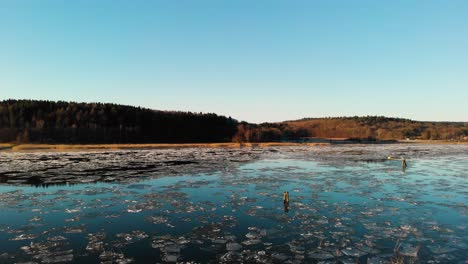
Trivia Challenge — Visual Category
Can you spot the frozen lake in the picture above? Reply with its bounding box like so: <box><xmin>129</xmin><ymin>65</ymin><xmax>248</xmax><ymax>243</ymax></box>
<box><xmin>0</xmin><ymin>144</ymin><xmax>467</xmax><ymax>263</ymax></box>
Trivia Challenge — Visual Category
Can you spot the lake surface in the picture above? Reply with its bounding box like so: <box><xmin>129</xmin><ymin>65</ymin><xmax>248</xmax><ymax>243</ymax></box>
<box><xmin>0</xmin><ymin>144</ymin><xmax>467</xmax><ymax>263</ymax></box>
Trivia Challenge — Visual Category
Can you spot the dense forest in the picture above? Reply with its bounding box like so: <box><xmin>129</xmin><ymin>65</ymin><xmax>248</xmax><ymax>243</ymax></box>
<box><xmin>232</xmin><ymin>117</ymin><xmax>468</xmax><ymax>142</ymax></box>
<box><xmin>284</xmin><ymin>116</ymin><xmax>468</xmax><ymax>141</ymax></box>
<box><xmin>0</xmin><ymin>100</ymin><xmax>237</xmax><ymax>143</ymax></box>
<box><xmin>1</xmin><ymin>100</ymin><xmax>467</xmax><ymax>143</ymax></box>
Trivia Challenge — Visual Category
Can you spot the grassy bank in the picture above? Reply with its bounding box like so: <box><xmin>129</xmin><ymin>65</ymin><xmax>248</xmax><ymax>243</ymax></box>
<box><xmin>396</xmin><ymin>140</ymin><xmax>468</xmax><ymax>144</ymax></box>
<box><xmin>1</xmin><ymin>140</ymin><xmax>465</xmax><ymax>152</ymax></box>
<box><xmin>1</xmin><ymin>142</ymin><xmax>329</xmax><ymax>152</ymax></box>
<box><xmin>0</xmin><ymin>143</ymin><xmax>14</xmax><ymax>150</ymax></box>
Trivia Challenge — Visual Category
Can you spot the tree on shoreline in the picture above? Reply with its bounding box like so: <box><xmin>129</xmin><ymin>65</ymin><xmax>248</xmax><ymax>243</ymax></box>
<box><xmin>0</xmin><ymin>100</ymin><xmax>238</xmax><ymax>143</ymax></box>
<box><xmin>1</xmin><ymin>100</ymin><xmax>466</xmax><ymax>143</ymax></box>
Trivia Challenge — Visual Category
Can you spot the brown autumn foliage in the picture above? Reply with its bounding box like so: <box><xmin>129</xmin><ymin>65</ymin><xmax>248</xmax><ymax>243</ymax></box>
<box><xmin>232</xmin><ymin>122</ymin><xmax>308</xmax><ymax>143</ymax></box>
<box><xmin>234</xmin><ymin>117</ymin><xmax>468</xmax><ymax>142</ymax></box>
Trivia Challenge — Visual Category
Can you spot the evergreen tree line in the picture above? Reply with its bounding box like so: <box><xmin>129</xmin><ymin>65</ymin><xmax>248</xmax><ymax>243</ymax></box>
<box><xmin>0</xmin><ymin>100</ymin><xmax>237</xmax><ymax>143</ymax></box>
<box><xmin>1</xmin><ymin>100</ymin><xmax>466</xmax><ymax>143</ymax></box>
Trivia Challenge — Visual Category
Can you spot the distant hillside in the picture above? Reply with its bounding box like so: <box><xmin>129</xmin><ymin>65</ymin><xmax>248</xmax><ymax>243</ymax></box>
<box><xmin>233</xmin><ymin>116</ymin><xmax>468</xmax><ymax>142</ymax></box>
<box><xmin>285</xmin><ymin>116</ymin><xmax>468</xmax><ymax>140</ymax></box>
<box><xmin>1</xmin><ymin>100</ymin><xmax>466</xmax><ymax>143</ymax></box>
<box><xmin>0</xmin><ymin>100</ymin><xmax>237</xmax><ymax>143</ymax></box>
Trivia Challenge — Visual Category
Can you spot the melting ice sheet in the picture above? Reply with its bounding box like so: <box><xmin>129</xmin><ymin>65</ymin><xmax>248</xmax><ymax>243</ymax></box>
<box><xmin>0</xmin><ymin>144</ymin><xmax>467</xmax><ymax>263</ymax></box>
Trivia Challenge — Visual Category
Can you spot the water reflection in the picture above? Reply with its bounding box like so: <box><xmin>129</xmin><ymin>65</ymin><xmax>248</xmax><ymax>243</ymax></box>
<box><xmin>283</xmin><ymin>201</ymin><xmax>290</xmax><ymax>213</ymax></box>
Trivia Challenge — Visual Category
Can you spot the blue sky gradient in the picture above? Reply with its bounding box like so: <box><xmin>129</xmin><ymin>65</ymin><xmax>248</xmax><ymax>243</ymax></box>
<box><xmin>1</xmin><ymin>0</ymin><xmax>467</xmax><ymax>122</ymax></box>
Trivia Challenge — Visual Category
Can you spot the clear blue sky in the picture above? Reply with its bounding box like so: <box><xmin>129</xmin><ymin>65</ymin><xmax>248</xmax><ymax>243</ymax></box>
<box><xmin>1</xmin><ymin>0</ymin><xmax>467</xmax><ymax>123</ymax></box>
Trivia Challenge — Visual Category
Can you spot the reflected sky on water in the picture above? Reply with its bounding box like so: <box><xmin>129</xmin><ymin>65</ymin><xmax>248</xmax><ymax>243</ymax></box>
<box><xmin>0</xmin><ymin>145</ymin><xmax>467</xmax><ymax>263</ymax></box>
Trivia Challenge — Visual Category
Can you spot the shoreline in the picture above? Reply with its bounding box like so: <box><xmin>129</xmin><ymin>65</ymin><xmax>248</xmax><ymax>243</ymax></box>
<box><xmin>0</xmin><ymin>142</ymin><xmax>327</xmax><ymax>152</ymax></box>
<box><xmin>0</xmin><ymin>140</ymin><xmax>466</xmax><ymax>152</ymax></box>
